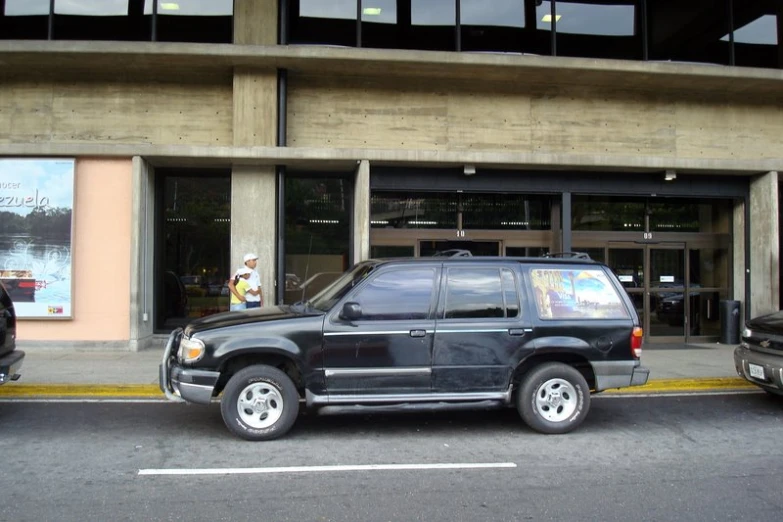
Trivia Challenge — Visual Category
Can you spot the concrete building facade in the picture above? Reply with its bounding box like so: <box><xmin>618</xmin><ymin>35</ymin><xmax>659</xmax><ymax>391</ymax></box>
<box><xmin>0</xmin><ymin>0</ymin><xmax>781</xmax><ymax>350</ymax></box>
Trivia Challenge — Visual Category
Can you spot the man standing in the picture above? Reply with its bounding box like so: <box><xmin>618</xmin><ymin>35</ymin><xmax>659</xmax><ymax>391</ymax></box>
<box><xmin>228</xmin><ymin>253</ymin><xmax>263</xmax><ymax>308</ymax></box>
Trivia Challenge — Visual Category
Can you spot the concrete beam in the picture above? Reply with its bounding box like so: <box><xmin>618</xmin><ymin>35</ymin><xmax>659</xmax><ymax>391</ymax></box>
<box><xmin>353</xmin><ymin>160</ymin><xmax>370</xmax><ymax>265</ymax></box>
<box><xmin>0</xmin><ymin>143</ymin><xmax>779</xmax><ymax>175</ymax></box>
<box><xmin>749</xmin><ymin>171</ymin><xmax>780</xmax><ymax>317</ymax></box>
<box><xmin>231</xmin><ymin>166</ymin><xmax>277</xmax><ymax>306</ymax></box>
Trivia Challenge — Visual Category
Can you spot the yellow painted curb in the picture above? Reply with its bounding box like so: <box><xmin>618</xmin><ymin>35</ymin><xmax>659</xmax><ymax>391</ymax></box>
<box><xmin>605</xmin><ymin>377</ymin><xmax>756</xmax><ymax>394</ymax></box>
<box><xmin>0</xmin><ymin>378</ymin><xmax>758</xmax><ymax>399</ymax></box>
<box><xmin>0</xmin><ymin>384</ymin><xmax>162</xmax><ymax>398</ymax></box>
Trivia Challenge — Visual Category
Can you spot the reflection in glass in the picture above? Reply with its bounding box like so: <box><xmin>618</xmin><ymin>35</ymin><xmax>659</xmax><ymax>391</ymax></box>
<box><xmin>572</xmin><ymin>196</ymin><xmax>645</xmax><ymax>232</ymax></box>
<box><xmin>5</xmin><ymin>0</ymin><xmax>49</xmax><ymax>15</ymax></box>
<box><xmin>650</xmin><ymin>248</ymin><xmax>684</xmax><ymax>287</ymax></box>
<box><xmin>647</xmin><ymin>0</ymin><xmax>731</xmax><ymax>65</ymax></box>
<box><xmin>460</xmin><ymin>0</ymin><xmax>525</xmax><ymax>52</ymax></box>
<box><xmin>650</xmin><ymin>291</ymin><xmax>685</xmax><ymax>337</ymax></box>
<box><xmin>154</xmin><ymin>0</ymin><xmax>233</xmax><ymax>16</ymax></box>
<box><xmin>553</xmin><ymin>1</ymin><xmax>642</xmax><ymax>60</ymax></box>
<box><xmin>354</xmin><ymin>268</ymin><xmax>435</xmax><ymax>320</ymax></box>
<box><xmin>2</xmin><ymin>0</ymin><xmax>49</xmax><ymax>39</ymax></box>
<box><xmin>445</xmin><ymin>268</ymin><xmax>505</xmax><ymax>319</ymax></box>
<box><xmin>506</xmin><ymin>246</ymin><xmax>550</xmax><ymax>257</ymax></box>
<box><xmin>55</xmin><ymin>0</ymin><xmax>128</xmax><ymax>15</ymax></box>
<box><xmin>420</xmin><ymin>240</ymin><xmax>500</xmax><ymax>257</ymax></box>
<box><xmin>156</xmin><ymin>173</ymin><xmax>231</xmax><ymax>331</ymax></box>
<box><xmin>284</xmin><ymin>176</ymin><xmax>352</xmax><ymax>305</ymax></box>
<box><xmin>289</xmin><ymin>0</ymin><xmax>357</xmax><ymax>46</ymax></box>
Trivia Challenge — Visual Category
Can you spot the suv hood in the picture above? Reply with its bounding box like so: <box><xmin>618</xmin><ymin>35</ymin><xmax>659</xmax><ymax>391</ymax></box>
<box><xmin>183</xmin><ymin>305</ymin><xmax>320</xmax><ymax>335</ymax></box>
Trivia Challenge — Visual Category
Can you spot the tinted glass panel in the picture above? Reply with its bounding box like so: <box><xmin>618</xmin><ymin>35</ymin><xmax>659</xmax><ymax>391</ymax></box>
<box><xmin>554</xmin><ymin>1</ymin><xmax>642</xmax><ymax>60</ymax></box>
<box><xmin>411</xmin><ymin>0</ymin><xmax>456</xmax><ymax>50</ymax></box>
<box><xmin>284</xmin><ymin>177</ymin><xmax>352</xmax><ymax>304</ymax></box>
<box><xmin>506</xmin><ymin>246</ymin><xmax>550</xmax><ymax>257</ymax></box>
<box><xmin>53</xmin><ymin>0</ymin><xmax>152</xmax><ymax>41</ymax></box>
<box><xmin>444</xmin><ymin>268</ymin><xmax>505</xmax><ymax>319</ymax></box>
<box><xmin>572</xmin><ymin>196</ymin><xmax>645</xmax><ymax>231</ymax></box>
<box><xmin>151</xmin><ymin>0</ymin><xmax>232</xmax><ymax>43</ymax></box>
<box><xmin>353</xmin><ymin>268</ymin><xmax>435</xmax><ymax>320</ymax></box>
<box><xmin>649</xmin><ymin>199</ymin><xmax>730</xmax><ymax>232</ymax></box>
<box><xmin>2</xmin><ymin>0</ymin><xmax>49</xmax><ymax>39</ymax></box>
<box><xmin>289</xmin><ymin>0</ymin><xmax>357</xmax><ymax>46</ymax></box>
<box><xmin>648</xmin><ymin>0</ymin><xmax>731</xmax><ymax>65</ymax></box>
<box><xmin>361</xmin><ymin>0</ymin><xmax>398</xmax><ymax>48</ymax></box>
<box><xmin>501</xmin><ymin>268</ymin><xmax>520</xmax><ymax>317</ymax></box>
<box><xmin>731</xmin><ymin>1</ymin><xmax>780</xmax><ymax>68</ymax></box>
<box><xmin>530</xmin><ymin>267</ymin><xmax>629</xmax><ymax>319</ymax></box>
<box><xmin>371</xmin><ymin>192</ymin><xmax>458</xmax><ymax>230</ymax></box>
<box><xmin>156</xmin><ymin>173</ymin><xmax>231</xmax><ymax>331</ymax></box>
<box><xmin>370</xmin><ymin>245</ymin><xmax>415</xmax><ymax>258</ymax></box>
<box><xmin>461</xmin><ymin>0</ymin><xmax>525</xmax><ymax>52</ymax></box>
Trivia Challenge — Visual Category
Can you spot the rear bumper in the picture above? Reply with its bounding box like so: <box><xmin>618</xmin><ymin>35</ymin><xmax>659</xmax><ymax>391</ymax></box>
<box><xmin>592</xmin><ymin>360</ymin><xmax>649</xmax><ymax>391</ymax></box>
<box><xmin>0</xmin><ymin>350</ymin><xmax>24</xmax><ymax>385</ymax></box>
<box><xmin>734</xmin><ymin>345</ymin><xmax>783</xmax><ymax>395</ymax></box>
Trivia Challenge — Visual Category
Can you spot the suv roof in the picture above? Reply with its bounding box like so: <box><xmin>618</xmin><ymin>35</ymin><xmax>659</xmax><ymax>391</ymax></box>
<box><xmin>368</xmin><ymin>255</ymin><xmax>601</xmax><ymax>267</ymax></box>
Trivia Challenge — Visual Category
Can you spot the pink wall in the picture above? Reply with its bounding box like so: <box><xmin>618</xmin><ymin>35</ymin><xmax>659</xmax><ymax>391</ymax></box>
<box><xmin>19</xmin><ymin>158</ymin><xmax>132</xmax><ymax>341</ymax></box>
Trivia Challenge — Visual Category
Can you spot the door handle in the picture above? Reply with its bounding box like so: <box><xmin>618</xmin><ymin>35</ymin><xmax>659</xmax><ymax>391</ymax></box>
<box><xmin>508</xmin><ymin>328</ymin><xmax>528</xmax><ymax>336</ymax></box>
<box><xmin>410</xmin><ymin>329</ymin><xmax>426</xmax><ymax>338</ymax></box>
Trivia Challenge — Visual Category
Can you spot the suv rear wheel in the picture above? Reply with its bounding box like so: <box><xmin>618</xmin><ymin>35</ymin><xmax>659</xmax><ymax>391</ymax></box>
<box><xmin>517</xmin><ymin>362</ymin><xmax>590</xmax><ymax>434</ymax></box>
<box><xmin>220</xmin><ymin>364</ymin><xmax>300</xmax><ymax>441</ymax></box>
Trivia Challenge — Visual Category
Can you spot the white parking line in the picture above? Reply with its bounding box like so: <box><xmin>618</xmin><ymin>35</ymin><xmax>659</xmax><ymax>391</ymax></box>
<box><xmin>138</xmin><ymin>462</ymin><xmax>517</xmax><ymax>476</ymax></box>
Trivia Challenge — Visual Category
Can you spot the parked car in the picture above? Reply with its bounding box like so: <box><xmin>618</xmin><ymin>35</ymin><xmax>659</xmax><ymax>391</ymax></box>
<box><xmin>0</xmin><ymin>280</ymin><xmax>22</xmax><ymax>385</ymax></box>
<box><xmin>160</xmin><ymin>256</ymin><xmax>649</xmax><ymax>441</ymax></box>
<box><xmin>734</xmin><ymin>310</ymin><xmax>783</xmax><ymax>396</ymax></box>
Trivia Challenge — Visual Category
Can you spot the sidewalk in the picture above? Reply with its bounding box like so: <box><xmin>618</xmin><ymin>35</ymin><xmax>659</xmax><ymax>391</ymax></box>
<box><xmin>0</xmin><ymin>341</ymin><xmax>754</xmax><ymax>398</ymax></box>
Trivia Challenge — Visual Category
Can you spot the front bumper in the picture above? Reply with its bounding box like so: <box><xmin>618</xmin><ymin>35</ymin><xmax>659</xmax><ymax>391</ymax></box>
<box><xmin>159</xmin><ymin>329</ymin><xmax>220</xmax><ymax>405</ymax></box>
<box><xmin>0</xmin><ymin>349</ymin><xmax>24</xmax><ymax>385</ymax></box>
<box><xmin>734</xmin><ymin>344</ymin><xmax>783</xmax><ymax>395</ymax></box>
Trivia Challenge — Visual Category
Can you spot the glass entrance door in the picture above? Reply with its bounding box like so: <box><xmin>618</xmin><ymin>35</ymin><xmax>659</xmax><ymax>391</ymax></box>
<box><xmin>608</xmin><ymin>242</ymin><xmax>689</xmax><ymax>342</ymax></box>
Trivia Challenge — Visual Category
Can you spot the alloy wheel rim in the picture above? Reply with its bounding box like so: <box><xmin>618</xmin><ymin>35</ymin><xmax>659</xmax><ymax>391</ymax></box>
<box><xmin>237</xmin><ymin>382</ymin><xmax>284</xmax><ymax>429</ymax></box>
<box><xmin>534</xmin><ymin>378</ymin><xmax>578</xmax><ymax>422</ymax></box>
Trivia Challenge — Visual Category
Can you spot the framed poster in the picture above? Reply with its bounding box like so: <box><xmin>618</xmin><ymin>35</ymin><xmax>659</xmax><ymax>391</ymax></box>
<box><xmin>0</xmin><ymin>158</ymin><xmax>74</xmax><ymax>319</ymax></box>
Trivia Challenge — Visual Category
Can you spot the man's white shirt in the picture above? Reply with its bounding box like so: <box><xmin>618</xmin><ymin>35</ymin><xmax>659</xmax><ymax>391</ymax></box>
<box><xmin>236</xmin><ymin>268</ymin><xmax>261</xmax><ymax>302</ymax></box>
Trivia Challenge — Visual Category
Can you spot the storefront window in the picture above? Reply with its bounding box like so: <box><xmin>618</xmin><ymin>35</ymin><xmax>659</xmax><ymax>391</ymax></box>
<box><xmin>156</xmin><ymin>172</ymin><xmax>231</xmax><ymax>331</ymax></box>
<box><xmin>284</xmin><ymin>176</ymin><xmax>352</xmax><ymax>304</ymax></box>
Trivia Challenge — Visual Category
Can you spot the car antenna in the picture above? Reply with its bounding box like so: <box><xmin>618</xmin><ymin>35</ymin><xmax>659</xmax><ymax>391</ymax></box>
<box><xmin>300</xmin><ymin>233</ymin><xmax>313</xmax><ymax>304</ymax></box>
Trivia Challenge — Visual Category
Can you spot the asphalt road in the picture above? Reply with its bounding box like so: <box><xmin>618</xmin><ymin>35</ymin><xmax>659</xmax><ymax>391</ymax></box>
<box><xmin>1</xmin><ymin>392</ymin><xmax>782</xmax><ymax>522</ymax></box>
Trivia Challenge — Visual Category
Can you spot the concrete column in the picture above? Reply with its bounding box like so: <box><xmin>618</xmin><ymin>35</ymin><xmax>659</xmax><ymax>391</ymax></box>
<box><xmin>732</xmin><ymin>199</ymin><xmax>746</xmax><ymax>319</ymax></box>
<box><xmin>749</xmin><ymin>171</ymin><xmax>779</xmax><ymax>317</ymax></box>
<box><xmin>353</xmin><ymin>160</ymin><xmax>370</xmax><ymax>264</ymax></box>
<box><xmin>231</xmin><ymin>166</ymin><xmax>277</xmax><ymax>305</ymax></box>
<box><xmin>129</xmin><ymin>156</ymin><xmax>155</xmax><ymax>351</ymax></box>
<box><xmin>234</xmin><ymin>0</ymin><xmax>277</xmax><ymax>46</ymax></box>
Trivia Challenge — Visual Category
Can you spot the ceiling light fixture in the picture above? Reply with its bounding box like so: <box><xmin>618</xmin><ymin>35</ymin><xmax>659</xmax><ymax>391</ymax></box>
<box><xmin>664</xmin><ymin>170</ymin><xmax>677</xmax><ymax>181</ymax></box>
<box><xmin>160</xmin><ymin>2</ymin><xmax>180</xmax><ymax>10</ymax></box>
<box><xmin>363</xmin><ymin>7</ymin><xmax>382</xmax><ymax>16</ymax></box>
<box><xmin>541</xmin><ymin>14</ymin><xmax>562</xmax><ymax>23</ymax></box>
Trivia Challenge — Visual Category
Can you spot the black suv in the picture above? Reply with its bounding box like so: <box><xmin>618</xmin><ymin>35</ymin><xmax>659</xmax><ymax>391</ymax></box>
<box><xmin>160</xmin><ymin>256</ymin><xmax>649</xmax><ymax>440</ymax></box>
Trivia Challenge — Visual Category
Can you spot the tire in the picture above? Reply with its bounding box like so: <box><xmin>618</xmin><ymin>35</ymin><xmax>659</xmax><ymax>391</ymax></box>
<box><xmin>517</xmin><ymin>363</ymin><xmax>591</xmax><ymax>435</ymax></box>
<box><xmin>220</xmin><ymin>364</ymin><xmax>300</xmax><ymax>441</ymax></box>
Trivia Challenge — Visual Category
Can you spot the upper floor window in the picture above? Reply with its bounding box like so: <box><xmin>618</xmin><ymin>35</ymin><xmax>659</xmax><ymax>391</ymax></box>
<box><xmin>1</xmin><ymin>0</ymin><xmax>49</xmax><ymax>39</ymax></box>
<box><xmin>729</xmin><ymin>2</ymin><xmax>780</xmax><ymax>68</ymax></box>
<box><xmin>289</xmin><ymin>0</ymin><xmax>357</xmax><ymax>46</ymax></box>
<box><xmin>53</xmin><ymin>0</ymin><xmax>151</xmax><ymax>41</ymax></box>
<box><xmin>146</xmin><ymin>0</ymin><xmax>233</xmax><ymax>43</ymax></box>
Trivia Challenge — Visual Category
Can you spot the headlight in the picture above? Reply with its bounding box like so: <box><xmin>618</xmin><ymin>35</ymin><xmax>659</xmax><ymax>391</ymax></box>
<box><xmin>742</xmin><ymin>328</ymin><xmax>752</xmax><ymax>339</ymax></box>
<box><xmin>178</xmin><ymin>336</ymin><xmax>205</xmax><ymax>363</ymax></box>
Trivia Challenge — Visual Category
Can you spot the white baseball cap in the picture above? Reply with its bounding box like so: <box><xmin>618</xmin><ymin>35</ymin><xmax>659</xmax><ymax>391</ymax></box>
<box><xmin>236</xmin><ymin>267</ymin><xmax>253</xmax><ymax>277</ymax></box>
<box><xmin>243</xmin><ymin>253</ymin><xmax>258</xmax><ymax>263</ymax></box>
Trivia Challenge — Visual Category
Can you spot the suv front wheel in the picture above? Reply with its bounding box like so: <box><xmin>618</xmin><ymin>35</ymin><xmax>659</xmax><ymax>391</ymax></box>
<box><xmin>517</xmin><ymin>363</ymin><xmax>590</xmax><ymax>434</ymax></box>
<box><xmin>220</xmin><ymin>364</ymin><xmax>300</xmax><ymax>441</ymax></box>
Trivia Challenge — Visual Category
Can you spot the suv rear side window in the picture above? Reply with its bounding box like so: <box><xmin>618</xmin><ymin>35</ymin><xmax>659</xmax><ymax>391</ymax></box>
<box><xmin>530</xmin><ymin>267</ymin><xmax>629</xmax><ymax>320</ymax></box>
<box><xmin>351</xmin><ymin>268</ymin><xmax>436</xmax><ymax>321</ymax></box>
<box><xmin>444</xmin><ymin>267</ymin><xmax>520</xmax><ymax>319</ymax></box>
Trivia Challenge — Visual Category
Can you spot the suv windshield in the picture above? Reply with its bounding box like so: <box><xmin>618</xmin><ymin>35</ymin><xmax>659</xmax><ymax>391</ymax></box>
<box><xmin>309</xmin><ymin>262</ymin><xmax>377</xmax><ymax>311</ymax></box>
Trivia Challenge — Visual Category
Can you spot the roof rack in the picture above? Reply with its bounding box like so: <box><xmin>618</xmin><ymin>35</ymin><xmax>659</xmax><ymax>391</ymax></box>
<box><xmin>432</xmin><ymin>249</ymin><xmax>473</xmax><ymax>258</ymax></box>
<box><xmin>543</xmin><ymin>252</ymin><xmax>593</xmax><ymax>260</ymax></box>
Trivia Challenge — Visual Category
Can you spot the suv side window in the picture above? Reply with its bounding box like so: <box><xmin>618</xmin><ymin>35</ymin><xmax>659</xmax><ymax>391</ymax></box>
<box><xmin>443</xmin><ymin>267</ymin><xmax>519</xmax><ymax>319</ymax></box>
<box><xmin>529</xmin><ymin>266</ymin><xmax>629</xmax><ymax>320</ymax></box>
<box><xmin>350</xmin><ymin>267</ymin><xmax>436</xmax><ymax>321</ymax></box>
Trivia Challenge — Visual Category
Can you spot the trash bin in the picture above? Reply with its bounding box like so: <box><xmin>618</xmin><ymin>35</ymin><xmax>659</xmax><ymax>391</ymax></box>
<box><xmin>719</xmin><ymin>300</ymin><xmax>741</xmax><ymax>344</ymax></box>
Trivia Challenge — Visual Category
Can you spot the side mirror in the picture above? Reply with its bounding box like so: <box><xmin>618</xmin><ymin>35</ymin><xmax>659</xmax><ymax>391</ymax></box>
<box><xmin>340</xmin><ymin>302</ymin><xmax>362</xmax><ymax>321</ymax></box>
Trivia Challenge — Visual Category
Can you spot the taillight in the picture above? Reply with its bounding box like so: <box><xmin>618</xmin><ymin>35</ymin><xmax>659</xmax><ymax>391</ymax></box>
<box><xmin>631</xmin><ymin>327</ymin><xmax>643</xmax><ymax>358</ymax></box>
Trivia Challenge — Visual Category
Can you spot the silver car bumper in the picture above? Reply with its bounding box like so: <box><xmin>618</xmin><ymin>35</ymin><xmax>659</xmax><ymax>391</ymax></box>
<box><xmin>734</xmin><ymin>344</ymin><xmax>783</xmax><ymax>395</ymax></box>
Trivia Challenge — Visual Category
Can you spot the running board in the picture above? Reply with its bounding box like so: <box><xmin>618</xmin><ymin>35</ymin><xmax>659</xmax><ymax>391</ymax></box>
<box><xmin>306</xmin><ymin>389</ymin><xmax>513</xmax><ymax>408</ymax></box>
<box><xmin>316</xmin><ymin>400</ymin><xmax>508</xmax><ymax>416</ymax></box>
